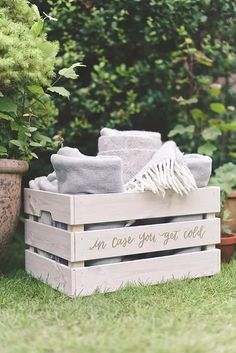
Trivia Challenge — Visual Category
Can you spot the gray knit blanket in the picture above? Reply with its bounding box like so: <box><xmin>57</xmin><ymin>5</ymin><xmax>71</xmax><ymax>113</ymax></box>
<box><xmin>30</xmin><ymin>128</ymin><xmax>212</xmax><ymax>195</ymax></box>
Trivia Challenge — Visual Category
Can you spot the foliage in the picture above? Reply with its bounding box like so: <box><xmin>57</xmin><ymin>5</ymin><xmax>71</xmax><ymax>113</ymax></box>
<box><xmin>210</xmin><ymin>163</ymin><xmax>236</xmax><ymax>206</ymax></box>
<box><xmin>210</xmin><ymin>162</ymin><xmax>236</xmax><ymax>233</ymax></box>
<box><xmin>33</xmin><ymin>0</ymin><xmax>236</xmax><ymax>157</ymax></box>
<box><xmin>168</xmin><ymin>27</ymin><xmax>236</xmax><ymax>170</ymax></box>
<box><xmin>0</xmin><ymin>0</ymin><xmax>83</xmax><ymax>161</ymax></box>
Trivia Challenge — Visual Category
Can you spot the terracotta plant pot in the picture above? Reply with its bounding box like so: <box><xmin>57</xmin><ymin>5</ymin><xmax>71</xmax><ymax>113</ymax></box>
<box><xmin>224</xmin><ymin>191</ymin><xmax>236</xmax><ymax>233</ymax></box>
<box><xmin>217</xmin><ymin>233</ymin><xmax>236</xmax><ymax>263</ymax></box>
<box><xmin>0</xmin><ymin>159</ymin><xmax>28</xmax><ymax>255</ymax></box>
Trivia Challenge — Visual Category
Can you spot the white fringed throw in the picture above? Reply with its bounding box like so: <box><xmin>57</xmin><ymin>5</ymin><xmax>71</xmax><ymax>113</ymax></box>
<box><xmin>126</xmin><ymin>141</ymin><xmax>197</xmax><ymax>196</ymax></box>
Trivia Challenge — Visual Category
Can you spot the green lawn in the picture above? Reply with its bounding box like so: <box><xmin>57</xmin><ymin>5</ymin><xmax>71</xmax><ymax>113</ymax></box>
<box><xmin>1</xmin><ymin>226</ymin><xmax>236</xmax><ymax>353</ymax></box>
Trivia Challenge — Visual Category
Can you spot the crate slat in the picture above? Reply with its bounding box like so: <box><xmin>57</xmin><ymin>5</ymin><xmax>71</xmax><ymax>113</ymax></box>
<box><xmin>25</xmin><ymin>250</ymin><xmax>75</xmax><ymax>296</ymax></box>
<box><xmin>24</xmin><ymin>189</ymin><xmax>74</xmax><ymax>224</ymax></box>
<box><xmin>25</xmin><ymin>220</ymin><xmax>75</xmax><ymax>261</ymax></box>
<box><xmin>24</xmin><ymin>187</ymin><xmax>220</xmax><ymax>225</ymax></box>
<box><xmin>74</xmin><ymin>218</ymin><xmax>220</xmax><ymax>261</ymax></box>
<box><xmin>73</xmin><ymin>187</ymin><xmax>220</xmax><ymax>224</ymax></box>
<box><xmin>75</xmin><ymin>249</ymin><xmax>220</xmax><ymax>296</ymax></box>
<box><xmin>25</xmin><ymin>249</ymin><xmax>220</xmax><ymax>297</ymax></box>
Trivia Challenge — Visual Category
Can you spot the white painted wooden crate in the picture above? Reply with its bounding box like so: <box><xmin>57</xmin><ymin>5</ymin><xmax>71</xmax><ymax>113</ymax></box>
<box><xmin>24</xmin><ymin>186</ymin><xmax>221</xmax><ymax>297</ymax></box>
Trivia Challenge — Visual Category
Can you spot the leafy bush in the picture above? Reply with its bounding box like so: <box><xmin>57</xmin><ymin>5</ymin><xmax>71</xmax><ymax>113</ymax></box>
<box><xmin>210</xmin><ymin>162</ymin><xmax>236</xmax><ymax>233</ymax></box>
<box><xmin>33</xmin><ymin>0</ymin><xmax>236</xmax><ymax>159</ymax></box>
<box><xmin>0</xmin><ymin>0</ymin><xmax>84</xmax><ymax>161</ymax></box>
<box><xmin>168</xmin><ymin>25</ymin><xmax>236</xmax><ymax>170</ymax></box>
<box><xmin>0</xmin><ymin>0</ymin><xmax>60</xmax><ymax>160</ymax></box>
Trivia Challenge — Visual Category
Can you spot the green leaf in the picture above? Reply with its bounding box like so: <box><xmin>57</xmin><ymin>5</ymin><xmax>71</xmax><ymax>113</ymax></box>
<box><xmin>202</xmin><ymin>127</ymin><xmax>221</xmax><ymax>141</ymax></box>
<box><xmin>59</xmin><ymin>67</ymin><xmax>78</xmax><ymax>80</ymax></box>
<box><xmin>210</xmin><ymin>102</ymin><xmax>226</xmax><ymax>113</ymax></box>
<box><xmin>31</xmin><ymin>4</ymin><xmax>41</xmax><ymax>19</ymax></box>
<box><xmin>9</xmin><ymin>140</ymin><xmax>24</xmax><ymax>148</ymax></box>
<box><xmin>31</xmin><ymin>19</ymin><xmax>44</xmax><ymax>37</ymax></box>
<box><xmin>59</xmin><ymin>63</ymin><xmax>85</xmax><ymax>80</ymax></box>
<box><xmin>195</xmin><ymin>51</ymin><xmax>213</xmax><ymax>67</ymax></box>
<box><xmin>191</xmin><ymin>108</ymin><xmax>204</xmax><ymax>121</ymax></box>
<box><xmin>209</xmin><ymin>83</ymin><xmax>221</xmax><ymax>97</ymax></box>
<box><xmin>0</xmin><ymin>97</ymin><xmax>17</xmax><ymax>114</ymax></box>
<box><xmin>27</xmin><ymin>85</ymin><xmax>45</xmax><ymax>96</ymax></box>
<box><xmin>47</xmin><ymin>86</ymin><xmax>70</xmax><ymax>98</ymax></box>
<box><xmin>168</xmin><ymin>124</ymin><xmax>194</xmax><ymax>137</ymax></box>
<box><xmin>39</xmin><ymin>42</ymin><xmax>58</xmax><ymax>58</ymax></box>
<box><xmin>179</xmin><ymin>97</ymin><xmax>198</xmax><ymax>106</ymax></box>
<box><xmin>0</xmin><ymin>146</ymin><xmax>7</xmax><ymax>156</ymax></box>
<box><xmin>30</xmin><ymin>141</ymin><xmax>42</xmax><ymax>147</ymax></box>
<box><xmin>30</xmin><ymin>152</ymin><xmax>39</xmax><ymax>159</ymax></box>
<box><xmin>198</xmin><ymin>142</ymin><xmax>217</xmax><ymax>156</ymax></box>
<box><xmin>29</xmin><ymin>127</ymin><xmax>38</xmax><ymax>132</ymax></box>
<box><xmin>0</xmin><ymin>112</ymin><xmax>13</xmax><ymax>121</ymax></box>
<box><xmin>220</xmin><ymin>120</ymin><xmax>236</xmax><ymax>132</ymax></box>
<box><xmin>0</xmin><ymin>91</ymin><xmax>4</xmax><ymax>97</ymax></box>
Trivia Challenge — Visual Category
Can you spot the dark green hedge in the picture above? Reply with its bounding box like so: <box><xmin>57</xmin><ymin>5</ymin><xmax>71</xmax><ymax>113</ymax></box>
<box><xmin>34</xmin><ymin>0</ymin><xmax>236</xmax><ymax>157</ymax></box>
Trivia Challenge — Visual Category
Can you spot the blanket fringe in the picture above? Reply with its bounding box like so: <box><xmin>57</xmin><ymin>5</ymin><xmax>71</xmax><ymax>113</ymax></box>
<box><xmin>125</xmin><ymin>158</ymin><xmax>197</xmax><ymax>196</ymax></box>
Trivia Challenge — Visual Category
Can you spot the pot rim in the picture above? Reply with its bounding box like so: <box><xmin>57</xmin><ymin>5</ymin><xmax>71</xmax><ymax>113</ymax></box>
<box><xmin>0</xmin><ymin>158</ymin><xmax>29</xmax><ymax>174</ymax></box>
<box><xmin>221</xmin><ymin>233</ymin><xmax>236</xmax><ymax>245</ymax></box>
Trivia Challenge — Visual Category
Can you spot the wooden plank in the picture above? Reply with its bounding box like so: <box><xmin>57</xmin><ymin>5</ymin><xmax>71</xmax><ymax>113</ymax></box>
<box><xmin>74</xmin><ymin>218</ymin><xmax>220</xmax><ymax>261</ymax></box>
<box><xmin>73</xmin><ymin>187</ymin><xmax>220</xmax><ymax>224</ymax></box>
<box><xmin>205</xmin><ymin>213</ymin><xmax>218</xmax><ymax>250</ymax></box>
<box><xmin>68</xmin><ymin>225</ymin><xmax>84</xmax><ymax>231</ymax></box>
<box><xmin>75</xmin><ymin>249</ymin><xmax>220</xmax><ymax>296</ymax></box>
<box><xmin>24</xmin><ymin>188</ymin><xmax>74</xmax><ymax>224</ymax></box>
<box><xmin>25</xmin><ymin>220</ymin><xmax>74</xmax><ymax>261</ymax></box>
<box><xmin>24</xmin><ymin>187</ymin><xmax>220</xmax><ymax>225</ymax></box>
<box><xmin>25</xmin><ymin>250</ymin><xmax>75</xmax><ymax>296</ymax></box>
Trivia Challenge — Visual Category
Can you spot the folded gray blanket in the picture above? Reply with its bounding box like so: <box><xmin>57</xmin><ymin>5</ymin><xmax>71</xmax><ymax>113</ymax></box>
<box><xmin>184</xmin><ymin>154</ymin><xmax>212</xmax><ymax>188</ymax></box>
<box><xmin>30</xmin><ymin>147</ymin><xmax>124</xmax><ymax>194</ymax></box>
<box><xmin>98</xmin><ymin>128</ymin><xmax>162</xmax><ymax>183</ymax></box>
<box><xmin>52</xmin><ymin>154</ymin><xmax>124</xmax><ymax>195</ymax></box>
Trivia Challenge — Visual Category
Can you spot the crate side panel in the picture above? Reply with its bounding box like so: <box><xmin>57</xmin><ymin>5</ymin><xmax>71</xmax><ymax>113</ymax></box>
<box><xmin>25</xmin><ymin>250</ymin><xmax>75</xmax><ymax>296</ymax></box>
<box><xmin>24</xmin><ymin>189</ymin><xmax>74</xmax><ymax>224</ymax></box>
<box><xmin>75</xmin><ymin>249</ymin><xmax>220</xmax><ymax>296</ymax></box>
<box><xmin>74</xmin><ymin>218</ymin><xmax>220</xmax><ymax>260</ymax></box>
<box><xmin>73</xmin><ymin>187</ymin><xmax>220</xmax><ymax>224</ymax></box>
<box><xmin>25</xmin><ymin>220</ymin><xmax>74</xmax><ymax>261</ymax></box>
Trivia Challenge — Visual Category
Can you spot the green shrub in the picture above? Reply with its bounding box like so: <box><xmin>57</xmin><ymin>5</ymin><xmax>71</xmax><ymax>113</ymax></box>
<box><xmin>0</xmin><ymin>0</ymin><xmax>59</xmax><ymax>160</ymax></box>
<box><xmin>168</xmin><ymin>25</ymin><xmax>236</xmax><ymax>170</ymax></box>
<box><xmin>34</xmin><ymin>0</ymin><xmax>236</xmax><ymax>160</ymax></box>
<box><xmin>0</xmin><ymin>0</ymin><xmax>83</xmax><ymax>161</ymax></box>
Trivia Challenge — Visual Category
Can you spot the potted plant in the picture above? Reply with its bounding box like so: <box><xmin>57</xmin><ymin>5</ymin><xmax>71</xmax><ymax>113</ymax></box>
<box><xmin>0</xmin><ymin>0</ymin><xmax>83</xmax><ymax>255</ymax></box>
<box><xmin>210</xmin><ymin>163</ymin><xmax>236</xmax><ymax>262</ymax></box>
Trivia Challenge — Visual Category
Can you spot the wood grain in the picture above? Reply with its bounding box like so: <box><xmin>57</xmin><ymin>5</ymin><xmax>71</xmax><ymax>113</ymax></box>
<box><xmin>74</xmin><ymin>218</ymin><xmax>220</xmax><ymax>260</ymax></box>
<box><xmin>73</xmin><ymin>187</ymin><xmax>220</xmax><ymax>224</ymax></box>
<box><xmin>25</xmin><ymin>249</ymin><xmax>76</xmax><ymax>296</ymax></box>
<box><xmin>24</xmin><ymin>189</ymin><xmax>74</xmax><ymax>224</ymax></box>
<box><xmin>25</xmin><ymin>220</ymin><xmax>75</xmax><ymax>261</ymax></box>
<box><xmin>25</xmin><ymin>187</ymin><xmax>220</xmax><ymax>225</ymax></box>
<box><xmin>75</xmin><ymin>249</ymin><xmax>220</xmax><ymax>296</ymax></box>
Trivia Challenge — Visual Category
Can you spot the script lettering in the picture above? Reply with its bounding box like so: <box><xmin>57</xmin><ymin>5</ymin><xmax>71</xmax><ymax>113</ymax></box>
<box><xmin>89</xmin><ymin>239</ymin><xmax>107</xmax><ymax>251</ymax></box>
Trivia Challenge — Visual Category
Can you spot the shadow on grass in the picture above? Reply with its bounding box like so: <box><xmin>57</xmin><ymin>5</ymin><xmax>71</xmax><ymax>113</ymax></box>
<box><xmin>0</xmin><ymin>221</ymin><xmax>25</xmax><ymax>274</ymax></box>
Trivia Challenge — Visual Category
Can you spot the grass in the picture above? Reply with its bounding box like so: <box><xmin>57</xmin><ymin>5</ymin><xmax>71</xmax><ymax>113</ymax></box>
<box><xmin>1</xmin><ymin>226</ymin><xmax>236</xmax><ymax>353</ymax></box>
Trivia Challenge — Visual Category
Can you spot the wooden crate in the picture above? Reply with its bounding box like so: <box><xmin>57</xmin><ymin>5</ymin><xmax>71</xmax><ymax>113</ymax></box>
<box><xmin>24</xmin><ymin>186</ymin><xmax>221</xmax><ymax>297</ymax></box>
